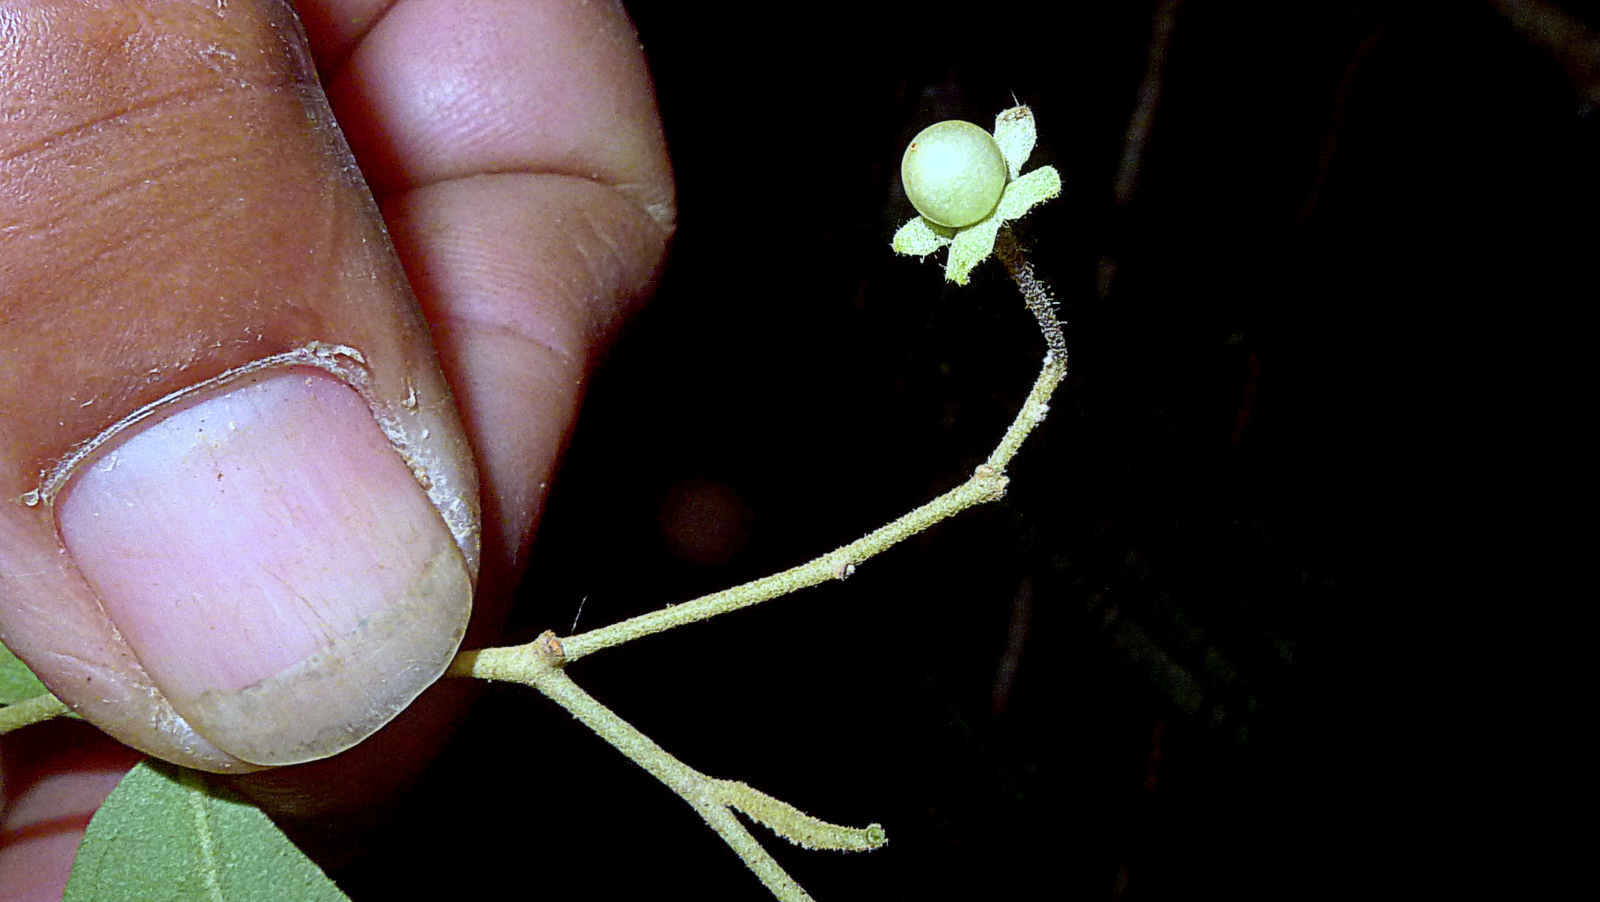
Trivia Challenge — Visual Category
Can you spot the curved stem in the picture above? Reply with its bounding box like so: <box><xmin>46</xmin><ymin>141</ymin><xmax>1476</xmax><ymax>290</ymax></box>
<box><xmin>995</xmin><ymin>228</ymin><xmax>1067</xmax><ymax>362</ymax></box>
<box><xmin>444</xmin><ymin>229</ymin><xmax>1068</xmax><ymax>902</ymax></box>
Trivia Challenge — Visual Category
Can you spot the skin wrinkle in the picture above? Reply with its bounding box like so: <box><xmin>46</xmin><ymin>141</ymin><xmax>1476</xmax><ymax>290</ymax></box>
<box><xmin>296</xmin><ymin>0</ymin><xmax>404</xmax><ymax>78</ymax></box>
<box><xmin>389</xmin><ymin>171</ymin><xmax>666</xmax><ymax>371</ymax></box>
<box><xmin>21</xmin><ymin>151</ymin><xmax>260</xmax><ymax>266</ymax></box>
<box><xmin>384</xmin><ymin>227</ymin><xmax>584</xmax><ymax>371</ymax></box>
<box><xmin>0</xmin><ymin>78</ymin><xmax>231</xmax><ymax>163</ymax></box>
<box><xmin>442</xmin><ymin>320</ymin><xmax>574</xmax><ymax>376</ymax></box>
<box><xmin>574</xmin><ymin>200</ymin><xmax>639</xmax><ymax>297</ymax></box>
<box><xmin>2</xmin><ymin>4</ymin><xmax>302</xmax><ymax>166</ymax></box>
<box><xmin>8</xmin><ymin>84</ymin><xmax>297</xmax><ymax>248</ymax></box>
<box><xmin>560</xmin><ymin>177</ymin><xmax>672</xmax><ymax>331</ymax></box>
<box><xmin>322</xmin><ymin>1</ymin><xmax>673</xmax><ymax>233</ymax></box>
<box><xmin>381</xmin><ymin>161</ymin><xmax>674</xmax><ymax>238</ymax></box>
<box><xmin>34</xmin><ymin>649</ymin><xmax>119</xmax><ymax>682</ymax></box>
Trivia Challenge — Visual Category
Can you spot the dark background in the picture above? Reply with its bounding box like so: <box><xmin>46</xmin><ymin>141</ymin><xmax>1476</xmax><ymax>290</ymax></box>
<box><xmin>339</xmin><ymin>1</ymin><xmax>1592</xmax><ymax>898</ymax></box>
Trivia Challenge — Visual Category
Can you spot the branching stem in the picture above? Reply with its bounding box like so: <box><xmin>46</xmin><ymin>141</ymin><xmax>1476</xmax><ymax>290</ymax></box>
<box><xmin>447</xmin><ymin>233</ymin><xmax>1068</xmax><ymax>901</ymax></box>
<box><xmin>450</xmin><ymin>633</ymin><xmax>880</xmax><ymax>902</ymax></box>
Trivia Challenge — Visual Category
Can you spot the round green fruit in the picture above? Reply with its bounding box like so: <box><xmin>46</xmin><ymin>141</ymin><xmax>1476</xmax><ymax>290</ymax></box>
<box><xmin>901</xmin><ymin>120</ymin><xmax>1008</xmax><ymax>228</ymax></box>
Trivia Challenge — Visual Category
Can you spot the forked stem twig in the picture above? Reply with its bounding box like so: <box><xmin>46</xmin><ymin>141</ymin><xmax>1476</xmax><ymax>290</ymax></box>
<box><xmin>447</xmin><ymin>232</ymin><xmax>1068</xmax><ymax>901</ymax></box>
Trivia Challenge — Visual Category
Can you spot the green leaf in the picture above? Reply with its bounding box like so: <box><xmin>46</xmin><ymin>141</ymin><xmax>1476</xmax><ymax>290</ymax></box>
<box><xmin>994</xmin><ymin>165</ymin><xmax>1061</xmax><ymax>222</ymax></box>
<box><xmin>944</xmin><ymin>216</ymin><xmax>1005</xmax><ymax>285</ymax></box>
<box><xmin>945</xmin><ymin>166</ymin><xmax>1061</xmax><ymax>284</ymax></box>
<box><xmin>64</xmin><ymin>760</ymin><xmax>351</xmax><ymax>902</ymax></box>
<box><xmin>0</xmin><ymin>639</ymin><xmax>50</xmax><ymax>704</ymax></box>
<box><xmin>992</xmin><ymin>105</ymin><xmax>1037</xmax><ymax>180</ymax></box>
<box><xmin>892</xmin><ymin>216</ymin><xmax>955</xmax><ymax>256</ymax></box>
<box><xmin>895</xmin><ymin>165</ymin><xmax>1061</xmax><ymax>285</ymax></box>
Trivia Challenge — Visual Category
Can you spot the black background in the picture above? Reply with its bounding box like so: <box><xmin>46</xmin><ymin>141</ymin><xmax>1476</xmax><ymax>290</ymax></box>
<box><xmin>337</xmin><ymin>2</ymin><xmax>1593</xmax><ymax>898</ymax></box>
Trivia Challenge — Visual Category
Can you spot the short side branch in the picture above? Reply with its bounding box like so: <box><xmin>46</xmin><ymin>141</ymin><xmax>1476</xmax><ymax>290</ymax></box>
<box><xmin>451</xmin><ymin>632</ymin><xmax>883</xmax><ymax>902</ymax></box>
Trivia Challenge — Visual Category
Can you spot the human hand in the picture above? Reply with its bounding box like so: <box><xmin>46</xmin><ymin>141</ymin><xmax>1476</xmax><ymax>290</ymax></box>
<box><xmin>0</xmin><ymin>1</ymin><xmax>672</xmax><ymax>896</ymax></box>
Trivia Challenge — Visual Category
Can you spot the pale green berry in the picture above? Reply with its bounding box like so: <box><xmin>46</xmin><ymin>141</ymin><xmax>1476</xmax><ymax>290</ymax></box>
<box><xmin>901</xmin><ymin>120</ymin><xmax>1008</xmax><ymax>228</ymax></box>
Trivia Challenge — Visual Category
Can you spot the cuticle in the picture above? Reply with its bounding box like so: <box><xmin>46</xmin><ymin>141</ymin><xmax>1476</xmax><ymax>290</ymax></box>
<box><xmin>34</xmin><ymin>341</ymin><xmax>373</xmax><ymax>508</ymax></box>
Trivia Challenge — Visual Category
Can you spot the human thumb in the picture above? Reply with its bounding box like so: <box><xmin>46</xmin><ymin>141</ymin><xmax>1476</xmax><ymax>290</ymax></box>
<box><xmin>0</xmin><ymin>0</ymin><xmax>478</xmax><ymax>772</ymax></box>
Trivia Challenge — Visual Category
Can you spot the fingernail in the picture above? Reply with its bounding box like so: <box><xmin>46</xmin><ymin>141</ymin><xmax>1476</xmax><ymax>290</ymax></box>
<box><xmin>55</xmin><ymin>370</ymin><xmax>472</xmax><ymax>766</ymax></box>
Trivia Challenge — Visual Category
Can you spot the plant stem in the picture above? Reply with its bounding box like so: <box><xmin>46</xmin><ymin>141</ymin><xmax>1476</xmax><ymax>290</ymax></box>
<box><xmin>442</xmin><ymin>230</ymin><xmax>1068</xmax><ymax>902</ymax></box>
<box><xmin>543</xmin><ymin>232</ymin><xmax>1064</xmax><ymax>664</ymax></box>
<box><xmin>994</xmin><ymin>227</ymin><xmax>1067</xmax><ymax>362</ymax></box>
<box><xmin>534</xmin><ymin>669</ymin><xmax>813</xmax><ymax>901</ymax></box>
<box><xmin>0</xmin><ymin>693</ymin><xmax>70</xmax><ymax>735</ymax></box>
<box><xmin>557</xmin><ymin>468</ymin><xmax>1007</xmax><ymax>663</ymax></box>
<box><xmin>453</xmin><ymin>632</ymin><xmax>840</xmax><ymax>902</ymax></box>
<box><xmin>984</xmin><ymin>355</ymin><xmax>1067</xmax><ymax>476</ymax></box>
